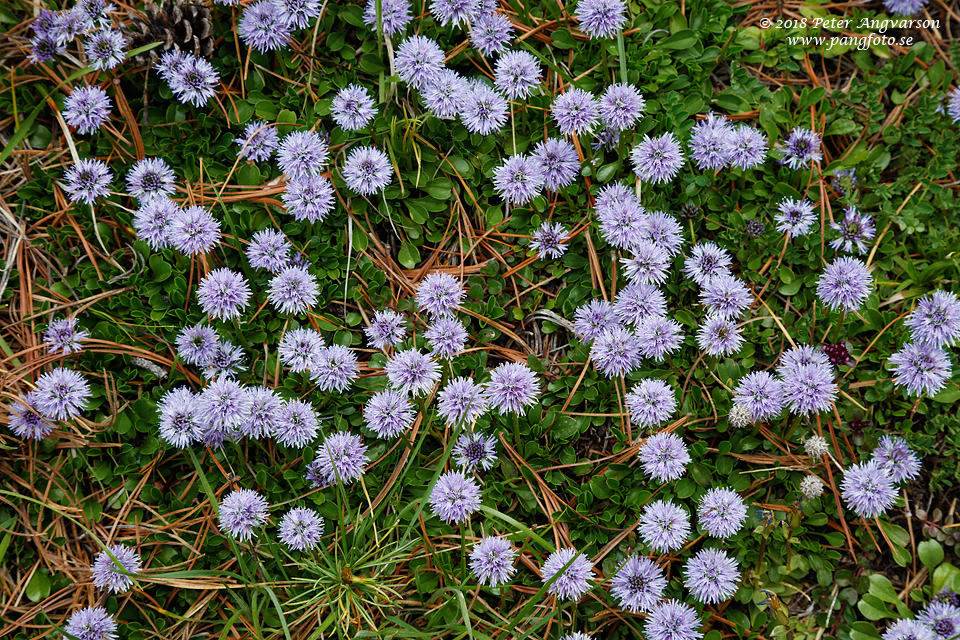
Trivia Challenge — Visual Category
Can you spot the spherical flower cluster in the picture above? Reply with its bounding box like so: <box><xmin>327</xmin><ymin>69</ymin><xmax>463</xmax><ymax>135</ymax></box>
<box><xmin>85</xmin><ymin>29</ymin><xmax>125</xmax><ymax>70</ymax></box>
<box><xmin>470</xmin><ymin>12</ymin><xmax>514</xmax><ymax>57</ymax></box>
<box><xmin>44</xmin><ymin>317</ymin><xmax>90</xmax><ymax>355</ymax></box>
<box><xmin>278</xmin><ymin>507</ymin><xmax>324</xmax><ymax>551</ymax></box>
<box><xmin>218</xmin><ymin>488</ymin><xmax>270</xmax><ymax>542</ymax></box>
<box><xmin>331</xmin><ymin>84</ymin><xmax>377</xmax><ymax>131</ymax></box>
<box><xmin>635</xmin><ymin>315</ymin><xmax>684</xmax><ymax>362</ymax></box>
<box><xmin>275</xmin><ymin>400</ymin><xmax>320</xmax><ymax>448</ymax></box>
<box><xmin>781</xmin><ymin>362</ymin><xmax>838</xmax><ymax>416</ymax></box>
<box><xmin>493</xmin><ymin>154</ymin><xmax>545</xmax><ymax>205</ymax></box>
<box><xmin>804</xmin><ymin>435</ymin><xmax>830</xmax><ymax>458</ymax></box>
<box><xmin>829</xmin><ymin>206</ymin><xmax>876</xmax><ymax>254</ymax></box>
<box><xmin>774</xmin><ymin>198</ymin><xmax>817</xmax><ymax>238</ymax></box>
<box><xmin>437</xmin><ymin>376</ymin><xmax>490</xmax><ymax>427</ymax></box>
<box><xmin>683</xmin><ymin>548</ymin><xmax>740</xmax><ymax>604</ymax></box>
<box><xmin>430</xmin><ymin>470</ymin><xmax>482</xmax><ymax>524</ymax></box>
<box><xmin>631</xmin><ymin>133</ymin><xmax>684</xmax><ymax>184</ymax></box>
<box><xmin>645</xmin><ymin>599</ymin><xmax>703</xmax><ymax>640</ymax></box>
<box><xmin>34</xmin><ymin>367</ymin><xmax>91</xmax><ymax>421</ymax></box>
<box><xmin>610</xmin><ymin>555</ymin><xmax>666</xmax><ymax>613</ymax></box>
<box><xmin>235</xmin><ymin>120</ymin><xmax>280</xmax><ymax>163</ymax></box>
<box><xmin>905</xmin><ymin>290</ymin><xmax>960</xmax><ymax>348</ymax></box>
<box><xmin>282</xmin><ymin>173</ymin><xmax>336</xmax><ymax>223</ymax></box>
<box><xmin>425</xmin><ymin>316</ymin><xmax>468</xmax><ymax>359</ymax></box>
<box><xmin>700</xmin><ymin>273</ymin><xmax>752</xmax><ymax>319</ymax></box>
<box><xmin>683</xmin><ymin>242</ymin><xmax>732</xmax><ymax>286</ymax></box>
<box><xmin>365</xmin><ymin>309</ymin><xmax>407</xmax><ymax>350</ymax></box>
<box><xmin>469</xmin><ymin>535</ymin><xmax>517</xmax><ymax>586</ymax></box>
<box><xmin>364</xmin><ymin>389</ymin><xmax>416</xmax><ymax>438</ymax></box>
<box><xmin>307</xmin><ymin>432</ymin><xmax>369</xmax><ymax>486</ymax></box>
<box><xmin>157</xmin><ymin>387</ymin><xmax>203</xmax><ymax>448</ymax></box>
<box><xmin>841</xmin><ymin>460</ymin><xmax>898</xmax><ymax>518</ymax></box>
<box><xmin>615</xmin><ymin>282</ymin><xmax>667</xmax><ymax>326</ymax></box>
<box><xmin>889</xmin><ymin>342</ymin><xmax>951</xmax><ymax>398</ymax></box>
<box><xmin>494</xmin><ymin>50</ymin><xmax>541</xmax><ymax>101</ymax></box>
<box><xmin>575</xmin><ymin>0</ymin><xmax>627</xmax><ymax>38</ymax></box>
<box><xmin>422</xmin><ymin>69</ymin><xmax>467</xmax><ymax>118</ymax></box>
<box><xmin>342</xmin><ymin>145</ymin><xmax>393</xmax><ymax>196</ymax></box>
<box><xmin>197</xmin><ymin>268</ymin><xmax>251</xmax><ymax>321</ymax></box>
<box><xmin>816</xmin><ymin>256</ymin><xmax>873</xmax><ymax>312</ymax></box>
<box><xmin>247</xmin><ymin>228</ymin><xmax>292</xmax><ymax>272</ymax></box>
<box><xmin>452</xmin><ymin>432</ymin><xmax>498</xmax><ymax>470</ymax></box>
<box><xmin>6</xmin><ymin>392</ymin><xmax>56</xmax><ymax>441</ymax></box>
<box><xmin>63</xmin><ymin>607</ymin><xmax>118</xmax><ymax>640</ymax></box>
<box><xmin>385</xmin><ymin>349</ymin><xmax>441</xmax><ymax>396</ymax></box>
<box><xmin>484</xmin><ymin>361</ymin><xmax>541</xmax><ymax>415</ymax></box>
<box><xmin>416</xmin><ymin>271</ymin><xmax>465</xmax><ymax>317</ymax></box>
<box><xmin>541</xmin><ymin>547</ymin><xmax>594</xmax><ymax>601</ymax></box>
<box><xmin>238</xmin><ymin>0</ymin><xmax>292</xmax><ymax>53</ymax></box>
<box><xmin>726</xmin><ymin>124</ymin><xmax>768</xmax><ymax>170</ymax></box>
<box><xmin>638</xmin><ymin>500</ymin><xmax>691</xmax><ymax>552</ymax></box>
<box><xmin>278</xmin><ymin>130</ymin><xmax>329</xmax><ymax>180</ymax></box>
<box><xmin>872</xmin><ymin>435</ymin><xmax>922</xmax><ymax>483</ymax></box>
<box><xmin>362</xmin><ymin>0</ymin><xmax>412</xmax><ymax>36</ymax></box>
<box><xmin>590</xmin><ymin>326</ymin><xmax>642</xmax><ymax>378</ymax></box>
<box><xmin>310</xmin><ymin>345</ymin><xmax>360</xmax><ymax>393</ymax></box>
<box><xmin>638</xmin><ymin>432</ymin><xmax>691</xmax><ymax>483</ymax></box>
<box><xmin>621</xmin><ymin>242</ymin><xmax>670</xmax><ymax>285</ymax></box>
<box><xmin>63</xmin><ymin>158</ymin><xmax>113</xmax><ymax>204</ymax></box>
<box><xmin>396</xmin><ymin>35</ymin><xmax>445</xmax><ymax>90</ymax></box>
<box><xmin>169</xmin><ymin>205</ymin><xmax>221</xmax><ymax>255</ymax></box>
<box><xmin>625</xmin><ymin>379</ymin><xmax>677</xmax><ymax>429</ymax></box>
<box><xmin>732</xmin><ymin>371</ymin><xmax>784</xmax><ymax>423</ymax></box>
<box><xmin>697</xmin><ymin>487</ymin><xmax>748</xmax><ymax>538</ymax></box>
<box><xmin>799</xmin><ymin>475</ymin><xmax>825</xmax><ymax>500</ymax></box>
<box><xmin>529</xmin><ymin>221</ymin><xmax>569</xmax><ymax>259</ymax></box>
<box><xmin>534</xmin><ymin>138</ymin><xmax>580</xmax><ymax>191</ymax></box>
<box><xmin>600</xmin><ymin>83</ymin><xmax>644</xmax><ymax>131</ymax></box>
<box><xmin>63</xmin><ymin>86</ymin><xmax>112</xmax><ymax>135</ymax></box>
<box><xmin>126</xmin><ymin>157</ymin><xmax>176</xmax><ymax>202</ymax></box>
<box><xmin>269</xmin><ymin>266</ymin><xmax>320</xmax><ymax>315</ymax></box>
<box><xmin>780</xmin><ymin>126</ymin><xmax>823</xmax><ymax>169</ymax></box>
<box><xmin>91</xmin><ymin>544</ymin><xmax>142</xmax><ymax>593</ymax></box>
<box><xmin>163</xmin><ymin>52</ymin><xmax>220</xmax><ymax>107</ymax></box>
<box><xmin>460</xmin><ymin>81</ymin><xmax>509</xmax><ymax>135</ymax></box>
<box><xmin>552</xmin><ymin>88</ymin><xmax>600</xmax><ymax>135</ymax></box>
<box><xmin>573</xmin><ymin>298</ymin><xmax>618</xmax><ymax>342</ymax></box>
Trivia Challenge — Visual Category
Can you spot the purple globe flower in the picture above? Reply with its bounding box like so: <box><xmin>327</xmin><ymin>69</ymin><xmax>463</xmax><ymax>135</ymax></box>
<box><xmin>470</xmin><ymin>535</ymin><xmax>517</xmax><ymax>586</ymax></box>
<box><xmin>696</xmin><ymin>315</ymin><xmax>743</xmax><ymax>357</ymax></box>
<box><xmin>882</xmin><ymin>620</ymin><xmax>936</xmax><ymax>640</ymax></box>
<box><xmin>470</xmin><ymin>12</ymin><xmax>513</xmax><ymax>56</ymax></box>
<box><xmin>197</xmin><ymin>268</ymin><xmax>251</xmax><ymax>321</ymax></box>
<box><xmin>872</xmin><ymin>435</ymin><xmax>921</xmax><ymax>483</ymax></box>
<box><xmin>29</xmin><ymin>33</ymin><xmax>62</xmax><ymax>65</ymax></box>
<box><xmin>274</xmin><ymin>0</ymin><xmax>322</xmax><ymax>29</ymax></box>
<box><xmin>841</xmin><ymin>460</ymin><xmax>897</xmax><ymax>518</ymax></box>
<box><xmin>597</xmin><ymin>195</ymin><xmax>645</xmax><ymax>251</ymax></box>
<box><xmin>697</xmin><ymin>487</ymin><xmax>748</xmax><ymax>538</ymax></box>
<box><xmin>278</xmin><ymin>507</ymin><xmax>324</xmax><ymax>551</ymax></box>
<box><xmin>34</xmin><ymin>367</ymin><xmax>90</xmax><ymax>421</ymax></box>
<box><xmin>63</xmin><ymin>607</ymin><xmax>118</xmax><ymax>640</ymax></box>
<box><xmin>157</xmin><ymin>387</ymin><xmax>202</xmax><ymax>448</ymax></box>
<box><xmin>363</xmin><ymin>0</ymin><xmax>412</xmax><ymax>36</ymax></box>
<box><xmin>279</xmin><ymin>327</ymin><xmax>325</xmax><ymax>373</ymax></box>
<box><xmin>778</xmin><ymin>343</ymin><xmax>831</xmax><ymax>374</ymax></box>
<box><xmin>6</xmin><ymin>392</ymin><xmax>56</xmax><ymax>441</ymax></box>
<box><xmin>430</xmin><ymin>470</ymin><xmax>482</xmax><ymax>524</ymax></box>
<box><xmin>595</xmin><ymin>181</ymin><xmax>633</xmax><ymax>209</ymax></box>
<box><xmin>275</xmin><ymin>399</ymin><xmax>320</xmax><ymax>448</ymax></box>
<box><xmin>683</xmin><ymin>242</ymin><xmax>732</xmax><ymax>286</ymax></box>
<box><xmin>829</xmin><ymin>206</ymin><xmax>875</xmax><ymax>255</ymax></box>
<box><xmin>781</xmin><ymin>362</ymin><xmax>838</xmax><ymax>416</ymax></box>
<box><xmin>430</xmin><ymin>0</ymin><xmax>480</xmax><ymax>27</ymax></box>
<box><xmin>541</xmin><ymin>547</ymin><xmax>594</xmax><ymax>601</ymax></box>
<box><xmin>63</xmin><ymin>85</ymin><xmax>112</xmax><ymax>135</ymax></box>
<box><xmin>84</xmin><ymin>29</ymin><xmax>125</xmax><ymax>70</ymax></box>
<box><xmin>331</xmin><ymin>84</ymin><xmax>377</xmax><ymax>131</ymax></box>
<box><xmin>948</xmin><ymin>87</ymin><xmax>960</xmax><ymax>124</ymax></box>
<box><xmin>645</xmin><ymin>599</ymin><xmax>703</xmax><ymax>640</ymax></box>
<box><xmin>202</xmin><ymin>340</ymin><xmax>245</xmax><ymax>379</ymax></box>
<box><xmin>269</xmin><ymin>265</ymin><xmax>319</xmax><ymax>315</ymax></box>
<box><xmin>453</xmin><ymin>432</ymin><xmax>498</xmax><ymax>470</ymax></box>
<box><xmin>310</xmin><ymin>345</ymin><xmax>359</xmax><ymax>393</ymax></box>
<box><xmin>639</xmin><ymin>432</ymin><xmax>691</xmax><ymax>483</ymax></box>
<box><xmin>176</xmin><ymin>324</ymin><xmax>219</xmax><ymax>365</ymax></box>
<box><xmin>437</xmin><ymin>376</ymin><xmax>490</xmax><ymax>427</ymax></box>
<box><xmin>235</xmin><ymin>120</ymin><xmax>279</xmax><ymax>163</ymax></box>
<box><xmin>590</xmin><ymin>326</ymin><xmax>642</xmax><ymax>378</ymax></box>
<box><xmin>247</xmin><ymin>228</ymin><xmax>291</xmax><ymax>271</ymax></box>
<box><xmin>198</xmin><ymin>378</ymin><xmax>252</xmax><ymax>445</ymax></box>
<box><xmin>636</xmin><ymin>315</ymin><xmax>684</xmax><ymax>362</ymax></box>
<box><xmin>690</xmin><ymin>113</ymin><xmax>733</xmax><ymax>171</ymax></box>
<box><xmin>600</xmin><ymin>83</ymin><xmax>645</xmax><ymax>131</ymax></box>
<box><xmin>905</xmin><ymin>290</ymin><xmax>960</xmax><ymax>348</ymax></box>
<box><xmin>365</xmin><ymin>309</ymin><xmax>407</xmax><ymax>350</ymax></box>
<box><xmin>166</xmin><ymin>53</ymin><xmax>220</xmax><ymax>107</ymax></box>
<box><xmin>700</xmin><ymin>273</ymin><xmax>752</xmax><ymax>320</ymax></box>
<box><xmin>816</xmin><ymin>256</ymin><xmax>872</xmax><ymax>312</ymax></box>
<box><xmin>53</xmin><ymin>10</ymin><xmax>85</xmax><ymax>45</ymax></box>
<box><xmin>243</xmin><ymin>386</ymin><xmax>283</xmax><ymax>439</ymax></box>
<box><xmin>416</xmin><ymin>271</ymin><xmax>465</xmax><ymax>317</ymax></box>
<box><xmin>552</xmin><ymin>88</ymin><xmax>600</xmax><ymax>136</ymax></box>
<box><xmin>170</xmin><ymin>205</ymin><xmax>220</xmax><ymax>255</ymax></box>
<box><xmin>725</xmin><ymin>124</ymin><xmax>768</xmax><ymax>171</ymax></box>
<box><xmin>889</xmin><ymin>342</ymin><xmax>951</xmax><ymax>398</ymax></box>
<box><xmin>774</xmin><ymin>198</ymin><xmax>817</xmax><ymax>238</ymax></box>
<box><xmin>218</xmin><ymin>488</ymin><xmax>270</xmax><ymax>542</ymax></box>
<box><xmin>485</xmin><ymin>361</ymin><xmax>541</xmax><ymax>415</ymax></box>
<box><xmin>533</xmin><ymin>138</ymin><xmax>580</xmax><ymax>191</ymax></box>
<box><xmin>780</xmin><ymin>126</ymin><xmax>823</xmax><ymax>170</ymax></box>
<box><xmin>307</xmin><ymin>431</ymin><xmax>369</xmax><ymax>486</ymax></box>
<box><xmin>614</xmin><ymin>282</ymin><xmax>667</xmax><ymax>326</ymax></box>
<box><xmin>239</xmin><ymin>0</ymin><xmax>292</xmax><ymax>53</ymax></box>
<box><xmin>637</xmin><ymin>210</ymin><xmax>684</xmax><ymax>257</ymax></box>
<box><xmin>459</xmin><ymin>81</ymin><xmax>509</xmax><ymax>135</ymax></box>
<box><xmin>918</xmin><ymin>602</ymin><xmax>960</xmax><ymax>640</ymax></box>
<box><xmin>396</xmin><ymin>35</ymin><xmax>445</xmax><ymax>90</ymax></box>
<box><xmin>422</xmin><ymin>69</ymin><xmax>468</xmax><ymax>118</ymax></box>
<box><xmin>282</xmin><ymin>173</ymin><xmax>336</xmax><ymax>224</ymax></box>
<box><xmin>385</xmin><ymin>349</ymin><xmax>441</xmax><ymax>396</ymax></box>
<box><xmin>638</xmin><ymin>500</ymin><xmax>691</xmax><ymax>552</ymax></box>
<box><xmin>91</xmin><ymin>544</ymin><xmax>142</xmax><ymax>593</ymax></box>
<box><xmin>832</xmin><ymin>168</ymin><xmax>858</xmax><ymax>195</ymax></box>
<box><xmin>683</xmin><ymin>548</ymin><xmax>740</xmax><ymax>605</ymax></box>
<box><xmin>625</xmin><ymin>379</ymin><xmax>676</xmax><ymax>429</ymax></box>
<box><xmin>572</xmin><ymin>298</ymin><xmax>619</xmax><ymax>342</ymax></box>
<box><xmin>63</xmin><ymin>158</ymin><xmax>112</xmax><ymax>204</ymax></box>
<box><xmin>494</xmin><ymin>50</ymin><xmax>541</xmax><ymax>101</ymax></box>
<box><xmin>364</xmin><ymin>389</ymin><xmax>416</xmax><ymax>438</ymax></box>
<box><xmin>425</xmin><ymin>316</ymin><xmax>468</xmax><ymax>360</ymax></box>
<box><xmin>278</xmin><ymin>130</ymin><xmax>329</xmax><ymax>180</ymax></box>
<box><xmin>575</xmin><ymin>0</ymin><xmax>627</xmax><ymax>38</ymax></box>
<box><xmin>610</xmin><ymin>555</ymin><xmax>666</xmax><ymax>614</ymax></box>
<box><xmin>621</xmin><ymin>241</ymin><xmax>670</xmax><ymax>285</ymax></box>
<box><xmin>342</xmin><ymin>145</ymin><xmax>393</xmax><ymax>196</ymax></box>
<box><xmin>493</xmin><ymin>154</ymin><xmax>545</xmax><ymax>205</ymax></box>
<box><xmin>44</xmin><ymin>317</ymin><xmax>90</xmax><ymax>355</ymax></box>
<box><xmin>157</xmin><ymin>50</ymin><xmax>188</xmax><ymax>81</ymax></box>
<box><xmin>733</xmin><ymin>371</ymin><xmax>784</xmax><ymax>422</ymax></box>
<box><xmin>126</xmin><ymin>157</ymin><xmax>176</xmax><ymax>202</ymax></box>
<box><xmin>631</xmin><ymin>133</ymin><xmax>684</xmax><ymax>184</ymax></box>
<box><xmin>529</xmin><ymin>221</ymin><xmax>569</xmax><ymax>259</ymax></box>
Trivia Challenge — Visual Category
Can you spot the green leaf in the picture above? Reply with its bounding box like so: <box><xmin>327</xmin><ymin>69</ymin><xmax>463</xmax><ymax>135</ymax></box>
<box><xmin>933</xmin><ymin>384</ymin><xmax>960</xmax><ymax>404</ymax></box>
<box><xmin>867</xmin><ymin>574</ymin><xmax>912</xmax><ymax>617</ymax></box>
<box><xmin>918</xmin><ymin>539</ymin><xmax>944</xmax><ymax>570</ymax></box>
<box><xmin>658</xmin><ymin>30</ymin><xmax>697</xmax><ymax>50</ymax></box>
<box><xmin>934</xmin><ymin>563</ymin><xmax>960</xmax><ymax>593</ymax></box>
<box><xmin>26</xmin><ymin>570</ymin><xmax>51</xmax><ymax>603</ymax></box>
<box><xmin>857</xmin><ymin>594</ymin><xmax>895</xmax><ymax>621</ymax></box>
<box><xmin>397</xmin><ymin>242</ymin><xmax>420</xmax><ymax>269</ymax></box>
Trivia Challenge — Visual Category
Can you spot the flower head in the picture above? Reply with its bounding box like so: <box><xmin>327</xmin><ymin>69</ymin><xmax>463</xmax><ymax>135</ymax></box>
<box><xmin>63</xmin><ymin>86</ymin><xmax>112</xmax><ymax>135</ymax></box>
<box><xmin>44</xmin><ymin>317</ymin><xmax>90</xmax><ymax>355</ymax></box>
<box><xmin>683</xmin><ymin>548</ymin><xmax>740</xmax><ymax>605</ymax></box>
<box><xmin>816</xmin><ymin>256</ymin><xmax>872</xmax><ymax>312</ymax></box>
<box><xmin>307</xmin><ymin>432</ymin><xmax>369</xmax><ymax>486</ymax></box>
<box><xmin>725</xmin><ymin>124</ymin><xmax>768</xmax><ymax>170</ymax></box>
<box><xmin>780</xmin><ymin>127</ymin><xmax>823</xmax><ymax>169</ymax></box>
<box><xmin>385</xmin><ymin>349</ymin><xmax>441</xmax><ymax>396</ymax></box>
<box><xmin>63</xmin><ymin>607</ymin><xmax>118</xmax><ymax>640</ymax></box>
<box><xmin>235</xmin><ymin>120</ymin><xmax>279</xmax><ymax>163</ymax></box>
<box><xmin>247</xmin><ymin>228</ymin><xmax>291</xmax><ymax>272</ymax></box>
<box><xmin>644</xmin><ymin>600</ymin><xmax>703</xmax><ymax>640</ymax></box>
<box><xmin>597</xmin><ymin>195</ymin><xmax>645</xmax><ymax>251</ymax></box>
<box><xmin>625</xmin><ymin>380</ymin><xmax>676</xmax><ymax>429</ymax></box>
<box><xmin>365</xmin><ymin>309</ymin><xmax>407</xmax><ymax>350</ymax></box>
<box><xmin>697</xmin><ymin>488</ymin><xmax>747</xmax><ymax>538</ymax></box>
<box><xmin>29</xmin><ymin>33</ymin><xmax>64</xmax><ymax>64</ymax></box>
<box><xmin>157</xmin><ymin>387</ymin><xmax>202</xmax><ymax>448</ymax></box>
<box><xmin>218</xmin><ymin>489</ymin><xmax>269</xmax><ymax>542</ymax></box>
<box><xmin>197</xmin><ymin>268</ymin><xmax>251</xmax><ymax>321</ymax></box>
<box><xmin>905</xmin><ymin>290</ymin><xmax>960</xmax><ymax>348</ymax></box>
<box><xmin>202</xmin><ymin>340</ymin><xmax>245</xmax><ymax>379</ymax></box>
<box><xmin>342</xmin><ymin>145</ymin><xmax>393</xmax><ymax>196</ymax></box>
<box><xmin>573</xmin><ymin>298</ymin><xmax>619</xmax><ymax>342</ymax></box>
<box><xmin>282</xmin><ymin>173</ymin><xmax>336</xmax><ymax>224</ymax></box>
<box><xmin>331</xmin><ymin>84</ymin><xmax>377</xmax><ymax>131</ymax></box>
<box><xmin>781</xmin><ymin>362</ymin><xmax>838</xmax><ymax>416</ymax></box>
<box><xmin>460</xmin><ymin>81</ymin><xmax>509</xmax><ymax>135</ymax></box>
<box><xmin>85</xmin><ymin>29</ymin><xmax>125</xmax><ymax>70</ymax></box>
<box><xmin>533</xmin><ymin>138</ymin><xmax>580</xmax><ymax>191</ymax></box>
<box><xmin>575</xmin><ymin>0</ymin><xmax>627</xmax><ymax>38</ymax></box>
<box><xmin>638</xmin><ymin>211</ymin><xmax>684</xmax><ymax>257</ymax></box>
<box><xmin>425</xmin><ymin>316</ymin><xmax>469</xmax><ymax>359</ymax></box>
<box><xmin>690</xmin><ymin>113</ymin><xmax>733</xmax><ymax>170</ymax></box>
<box><xmin>453</xmin><ymin>432</ymin><xmax>498</xmax><ymax>470</ymax></box>
<box><xmin>170</xmin><ymin>205</ymin><xmax>220</xmax><ymax>255</ymax></box>
<box><xmin>471</xmin><ymin>12</ymin><xmax>514</xmax><ymax>56</ymax></box>
<box><xmin>832</xmin><ymin>168</ymin><xmax>858</xmax><ymax>195</ymax></box>
<box><xmin>470</xmin><ymin>536</ymin><xmax>516</xmax><ymax>586</ymax></box>
<box><xmin>799</xmin><ymin>475</ymin><xmax>825</xmax><ymax>499</ymax></box>
<box><xmin>638</xmin><ymin>500</ymin><xmax>691</xmax><ymax>552</ymax></box>
<box><xmin>416</xmin><ymin>272</ymin><xmax>465</xmax><ymax>317</ymax></box>
<box><xmin>774</xmin><ymin>198</ymin><xmax>817</xmax><ymax>238</ymax></box>
<box><xmin>310</xmin><ymin>345</ymin><xmax>359</xmax><ymax>393</ymax></box>
<box><xmin>872</xmin><ymin>435</ymin><xmax>921</xmax><ymax>483</ymax></box>
<box><xmin>683</xmin><ymin>242</ymin><xmax>732</xmax><ymax>286</ymax></box>
<box><xmin>364</xmin><ymin>389</ymin><xmax>416</xmax><ymax>438</ymax></box>
<box><xmin>430</xmin><ymin>0</ymin><xmax>480</xmax><ymax>27</ymax></box>
<box><xmin>733</xmin><ymin>371</ymin><xmax>784</xmax><ymax>422</ymax></box>
<box><xmin>278</xmin><ymin>507</ymin><xmax>324</xmax><ymax>551</ymax></box>
<box><xmin>621</xmin><ymin>241</ymin><xmax>670</xmax><ymax>285</ymax></box>
<box><xmin>829</xmin><ymin>206</ymin><xmax>875</xmax><ymax>254</ymax></box>
<box><xmin>552</xmin><ymin>88</ymin><xmax>600</xmax><ymax>136</ymax></box>
<box><xmin>198</xmin><ymin>378</ymin><xmax>252</xmax><ymax>445</ymax></box>
<box><xmin>430</xmin><ymin>470</ymin><xmax>482</xmax><ymax>524</ymax></box>
<box><xmin>239</xmin><ymin>0</ymin><xmax>292</xmax><ymax>52</ymax></box>
<box><xmin>696</xmin><ymin>315</ymin><xmax>743</xmax><ymax>357</ymax></box>
<box><xmin>493</xmin><ymin>154</ymin><xmax>545</xmax><ymax>205</ymax></box>
<box><xmin>35</xmin><ymin>367</ymin><xmax>90</xmax><ymax>421</ymax></box>
<box><xmin>422</xmin><ymin>69</ymin><xmax>468</xmax><ymax>118</ymax></box>
<box><xmin>614</xmin><ymin>282</ymin><xmax>667</xmax><ymax>326</ymax></box>
<box><xmin>275</xmin><ymin>400</ymin><xmax>320</xmax><ymax>448</ymax></box>
<box><xmin>243</xmin><ymin>386</ymin><xmax>283</xmax><ymax>439</ymax></box>
<box><xmin>591</xmin><ymin>326</ymin><xmax>642</xmax><ymax>378</ymax></box>
<box><xmin>91</xmin><ymin>544</ymin><xmax>142</xmax><ymax>594</ymax></box>
<box><xmin>126</xmin><ymin>157</ymin><xmax>176</xmax><ymax>202</ymax></box>
<box><xmin>485</xmin><ymin>362</ymin><xmax>541</xmax><ymax>415</ymax></box>
<box><xmin>6</xmin><ymin>392</ymin><xmax>56</xmax><ymax>441</ymax></box>
<box><xmin>396</xmin><ymin>35</ymin><xmax>445</xmax><ymax>90</ymax></box>
<box><xmin>600</xmin><ymin>83</ymin><xmax>644</xmax><ymax>131</ymax></box>
<box><xmin>882</xmin><ymin>620</ymin><xmax>936</xmax><ymax>640</ymax></box>
<box><xmin>918</xmin><ymin>601</ymin><xmax>960</xmax><ymax>639</ymax></box>
<box><xmin>778</xmin><ymin>344</ymin><xmax>831</xmax><ymax>375</ymax></box>
<box><xmin>176</xmin><ymin>324</ymin><xmax>219</xmax><ymax>365</ymax></box>
<box><xmin>700</xmin><ymin>273</ymin><xmax>752</xmax><ymax>320</ymax></box>
<box><xmin>841</xmin><ymin>460</ymin><xmax>897</xmax><ymax>518</ymax></box>
<box><xmin>278</xmin><ymin>130</ymin><xmax>329</xmax><ymax>180</ymax></box>
<box><xmin>635</xmin><ymin>315</ymin><xmax>684</xmax><ymax>362</ymax></box>
<box><xmin>529</xmin><ymin>221</ymin><xmax>569</xmax><ymax>259</ymax></box>
<box><xmin>631</xmin><ymin>133</ymin><xmax>684</xmax><ymax>184</ymax></box>
<box><xmin>166</xmin><ymin>53</ymin><xmax>220</xmax><ymax>107</ymax></box>
<box><xmin>63</xmin><ymin>158</ymin><xmax>112</xmax><ymax>204</ymax></box>
<box><xmin>274</xmin><ymin>0</ymin><xmax>322</xmax><ymax>29</ymax></box>
<box><xmin>437</xmin><ymin>376</ymin><xmax>490</xmax><ymax>426</ymax></box>
<box><xmin>363</xmin><ymin>0</ymin><xmax>412</xmax><ymax>35</ymax></box>
<box><xmin>889</xmin><ymin>342</ymin><xmax>951</xmax><ymax>398</ymax></box>
<box><xmin>541</xmin><ymin>548</ymin><xmax>594</xmax><ymax>601</ymax></box>
<box><xmin>494</xmin><ymin>50</ymin><xmax>541</xmax><ymax>101</ymax></box>
<box><xmin>639</xmin><ymin>432</ymin><xmax>690</xmax><ymax>482</ymax></box>
<box><xmin>269</xmin><ymin>266</ymin><xmax>319</xmax><ymax>315</ymax></box>
<box><xmin>610</xmin><ymin>555</ymin><xmax>666</xmax><ymax>613</ymax></box>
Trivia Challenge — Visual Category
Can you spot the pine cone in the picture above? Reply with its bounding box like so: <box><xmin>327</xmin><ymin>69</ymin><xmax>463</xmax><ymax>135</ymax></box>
<box><xmin>123</xmin><ymin>0</ymin><xmax>214</xmax><ymax>67</ymax></box>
